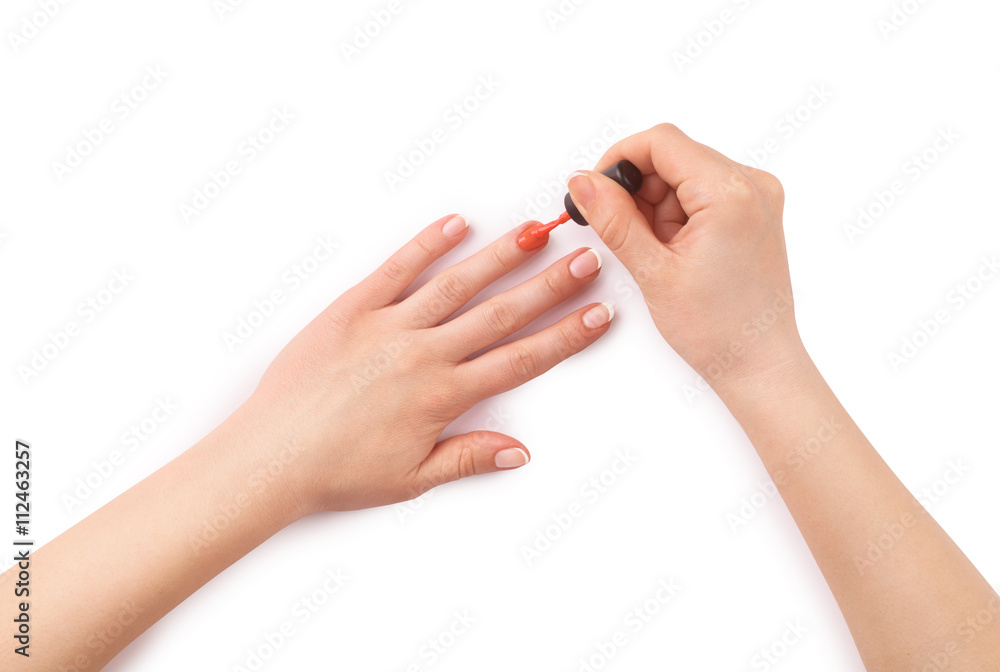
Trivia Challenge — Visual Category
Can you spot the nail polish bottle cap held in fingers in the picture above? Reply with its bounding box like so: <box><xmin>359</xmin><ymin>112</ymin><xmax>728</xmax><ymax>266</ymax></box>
<box><xmin>565</xmin><ymin>160</ymin><xmax>643</xmax><ymax>226</ymax></box>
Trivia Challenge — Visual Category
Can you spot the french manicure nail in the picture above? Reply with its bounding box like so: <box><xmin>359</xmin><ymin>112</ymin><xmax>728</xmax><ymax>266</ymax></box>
<box><xmin>442</xmin><ymin>214</ymin><xmax>468</xmax><ymax>237</ymax></box>
<box><xmin>569</xmin><ymin>248</ymin><xmax>602</xmax><ymax>279</ymax></box>
<box><xmin>582</xmin><ymin>301</ymin><xmax>615</xmax><ymax>329</ymax></box>
<box><xmin>495</xmin><ymin>447</ymin><xmax>530</xmax><ymax>469</ymax></box>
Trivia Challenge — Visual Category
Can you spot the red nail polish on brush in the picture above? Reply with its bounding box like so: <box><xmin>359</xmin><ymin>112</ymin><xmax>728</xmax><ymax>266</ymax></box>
<box><xmin>515</xmin><ymin>160</ymin><xmax>643</xmax><ymax>251</ymax></box>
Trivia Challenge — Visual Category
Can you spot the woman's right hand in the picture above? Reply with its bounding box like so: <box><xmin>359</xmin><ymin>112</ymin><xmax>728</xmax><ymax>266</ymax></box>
<box><xmin>567</xmin><ymin>123</ymin><xmax>805</xmax><ymax>391</ymax></box>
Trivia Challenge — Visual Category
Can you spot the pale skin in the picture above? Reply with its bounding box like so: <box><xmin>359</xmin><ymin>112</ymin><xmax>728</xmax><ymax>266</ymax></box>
<box><xmin>3</xmin><ymin>124</ymin><xmax>997</xmax><ymax>670</ymax></box>
<box><xmin>568</xmin><ymin>124</ymin><xmax>999</xmax><ymax>669</ymax></box>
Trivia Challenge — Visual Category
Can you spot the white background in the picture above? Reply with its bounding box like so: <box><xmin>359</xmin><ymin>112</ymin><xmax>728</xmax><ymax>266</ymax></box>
<box><xmin>2</xmin><ymin>0</ymin><xmax>999</xmax><ymax>670</ymax></box>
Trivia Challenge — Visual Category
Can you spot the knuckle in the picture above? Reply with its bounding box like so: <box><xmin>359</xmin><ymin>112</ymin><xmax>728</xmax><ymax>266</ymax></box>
<box><xmin>652</xmin><ymin>122</ymin><xmax>681</xmax><ymax>138</ymax></box>
<box><xmin>601</xmin><ymin>208</ymin><xmax>631</xmax><ymax>253</ymax></box>
<box><xmin>555</xmin><ymin>323</ymin><xmax>585</xmax><ymax>357</ymax></box>
<box><xmin>454</xmin><ymin>441</ymin><xmax>478</xmax><ymax>480</ymax></box>
<box><xmin>481</xmin><ymin>300</ymin><xmax>521</xmax><ymax>336</ymax></box>
<box><xmin>756</xmin><ymin>170</ymin><xmax>785</xmax><ymax>202</ymax></box>
<box><xmin>733</xmin><ymin>166</ymin><xmax>785</xmax><ymax>213</ymax></box>
<box><xmin>413</xmin><ymin>233</ymin><xmax>437</xmax><ymax>258</ymax></box>
<box><xmin>489</xmin><ymin>242</ymin><xmax>511</xmax><ymax>270</ymax></box>
<box><xmin>508</xmin><ymin>345</ymin><xmax>542</xmax><ymax>381</ymax></box>
<box><xmin>379</xmin><ymin>258</ymin><xmax>409</xmax><ymax>284</ymax></box>
<box><xmin>433</xmin><ymin>272</ymin><xmax>468</xmax><ymax>306</ymax></box>
<box><xmin>725</xmin><ymin>170</ymin><xmax>755</xmax><ymax>196</ymax></box>
<box><xmin>541</xmin><ymin>269</ymin><xmax>565</xmax><ymax>299</ymax></box>
<box><xmin>704</xmin><ymin>170</ymin><xmax>753</xmax><ymax>205</ymax></box>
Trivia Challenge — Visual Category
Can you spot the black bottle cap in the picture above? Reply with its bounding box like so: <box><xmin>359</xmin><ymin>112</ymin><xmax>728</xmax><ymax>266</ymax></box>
<box><xmin>564</xmin><ymin>160</ymin><xmax>644</xmax><ymax>226</ymax></box>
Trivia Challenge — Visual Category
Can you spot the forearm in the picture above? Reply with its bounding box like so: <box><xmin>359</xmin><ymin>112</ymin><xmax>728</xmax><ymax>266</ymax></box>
<box><xmin>1</xmin><ymin>404</ymin><xmax>301</xmax><ymax>671</ymax></box>
<box><xmin>716</xmin><ymin>347</ymin><xmax>1000</xmax><ymax>669</ymax></box>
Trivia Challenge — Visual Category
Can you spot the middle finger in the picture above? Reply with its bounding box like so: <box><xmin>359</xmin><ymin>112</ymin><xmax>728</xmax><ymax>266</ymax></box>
<box><xmin>433</xmin><ymin>247</ymin><xmax>603</xmax><ymax>359</ymax></box>
<box><xmin>397</xmin><ymin>221</ymin><xmax>545</xmax><ymax>327</ymax></box>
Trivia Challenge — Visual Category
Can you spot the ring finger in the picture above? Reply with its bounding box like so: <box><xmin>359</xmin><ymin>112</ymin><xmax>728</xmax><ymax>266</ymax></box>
<box><xmin>397</xmin><ymin>221</ymin><xmax>546</xmax><ymax>328</ymax></box>
<box><xmin>434</xmin><ymin>247</ymin><xmax>603</xmax><ymax>360</ymax></box>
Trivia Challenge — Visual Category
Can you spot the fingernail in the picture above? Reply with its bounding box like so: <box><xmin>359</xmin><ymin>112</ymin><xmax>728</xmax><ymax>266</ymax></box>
<box><xmin>582</xmin><ymin>301</ymin><xmax>615</xmax><ymax>329</ymax></box>
<box><xmin>442</xmin><ymin>214</ymin><xmax>468</xmax><ymax>237</ymax></box>
<box><xmin>569</xmin><ymin>248</ymin><xmax>602</xmax><ymax>279</ymax></box>
<box><xmin>495</xmin><ymin>447</ymin><xmax>530</xmax><ymax>469</ymax></box>
<box><xmin>567</xmin><ymin>171</ymin><xmax>595</xmax><ymax>210</ymax></box>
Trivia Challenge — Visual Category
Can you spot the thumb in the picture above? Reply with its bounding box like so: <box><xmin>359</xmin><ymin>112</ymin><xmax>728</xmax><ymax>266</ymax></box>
<box><xmin>567</xmin><ymin>170</ymin><xmax>663</xmax><ymax>272</ymax></box>
<box><xmin>414</xmin><ymin>431</ymin><xmax>530</xmax><ymax>492</ymax></box>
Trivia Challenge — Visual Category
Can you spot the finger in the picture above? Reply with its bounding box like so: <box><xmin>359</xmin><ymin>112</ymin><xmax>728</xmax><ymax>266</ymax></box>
<box><xmin>594</xmin><ymin>122</ymin><xmax>732</xmax><ymax>193</ymax></box>
<box><xmin>567</xmin><ymin>169</ymin><xmax>667</xmax><ymax>271</ymax></box>
<box><xmin>414</xmin><ymin>431</ymin><xmax>530</xmax><ymax>492</ymax></box>
<box><xmin>397</xmin><ymin>221</ymin><xmax>545</xmax><ymax>327</ymax></box>
<box><xmin>604</xmin><ymin>162</ymin><xmax>686</xmax><ymax>239</ymax></box>
<box><xmin>436</xmin><ymin>247</ymin><xmax>603</xmax><ymax>359</ymax></box>
<box><xmin>455</xmin><ymin>302</ymin><xmax>613</xmax><ymax>400</ymax></box>
<box><xmin>347</xmin><ymin>214</ymin><xmax>470</xmax><ymax>308</ymax></box>
<box><xmin>595</xmin><ymin>125</ymin><xmax>771</xmax><ymax>245</ymax></box>
<box><xmin>647</xmin><ymin>189</ymin><xmax>688</xmax><ymax>243</ymax></box>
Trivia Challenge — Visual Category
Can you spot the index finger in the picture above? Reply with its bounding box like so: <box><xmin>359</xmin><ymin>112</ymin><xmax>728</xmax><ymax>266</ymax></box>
<box><xmin>594</xmin><ymin>123</ymin><xmax>733</xmax><ymax>194</ymax></box>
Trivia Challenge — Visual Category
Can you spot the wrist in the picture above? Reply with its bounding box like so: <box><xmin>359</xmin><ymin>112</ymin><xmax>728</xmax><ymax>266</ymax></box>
<box><xmin>214</xmin><ymin>401</ymin><xmax>316</xmax><ymax>527</ymax></box>
<box><xmin>702</xmin><ymin>331</ymin><xmax>816</xmax><ymax>407</ymax></box>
